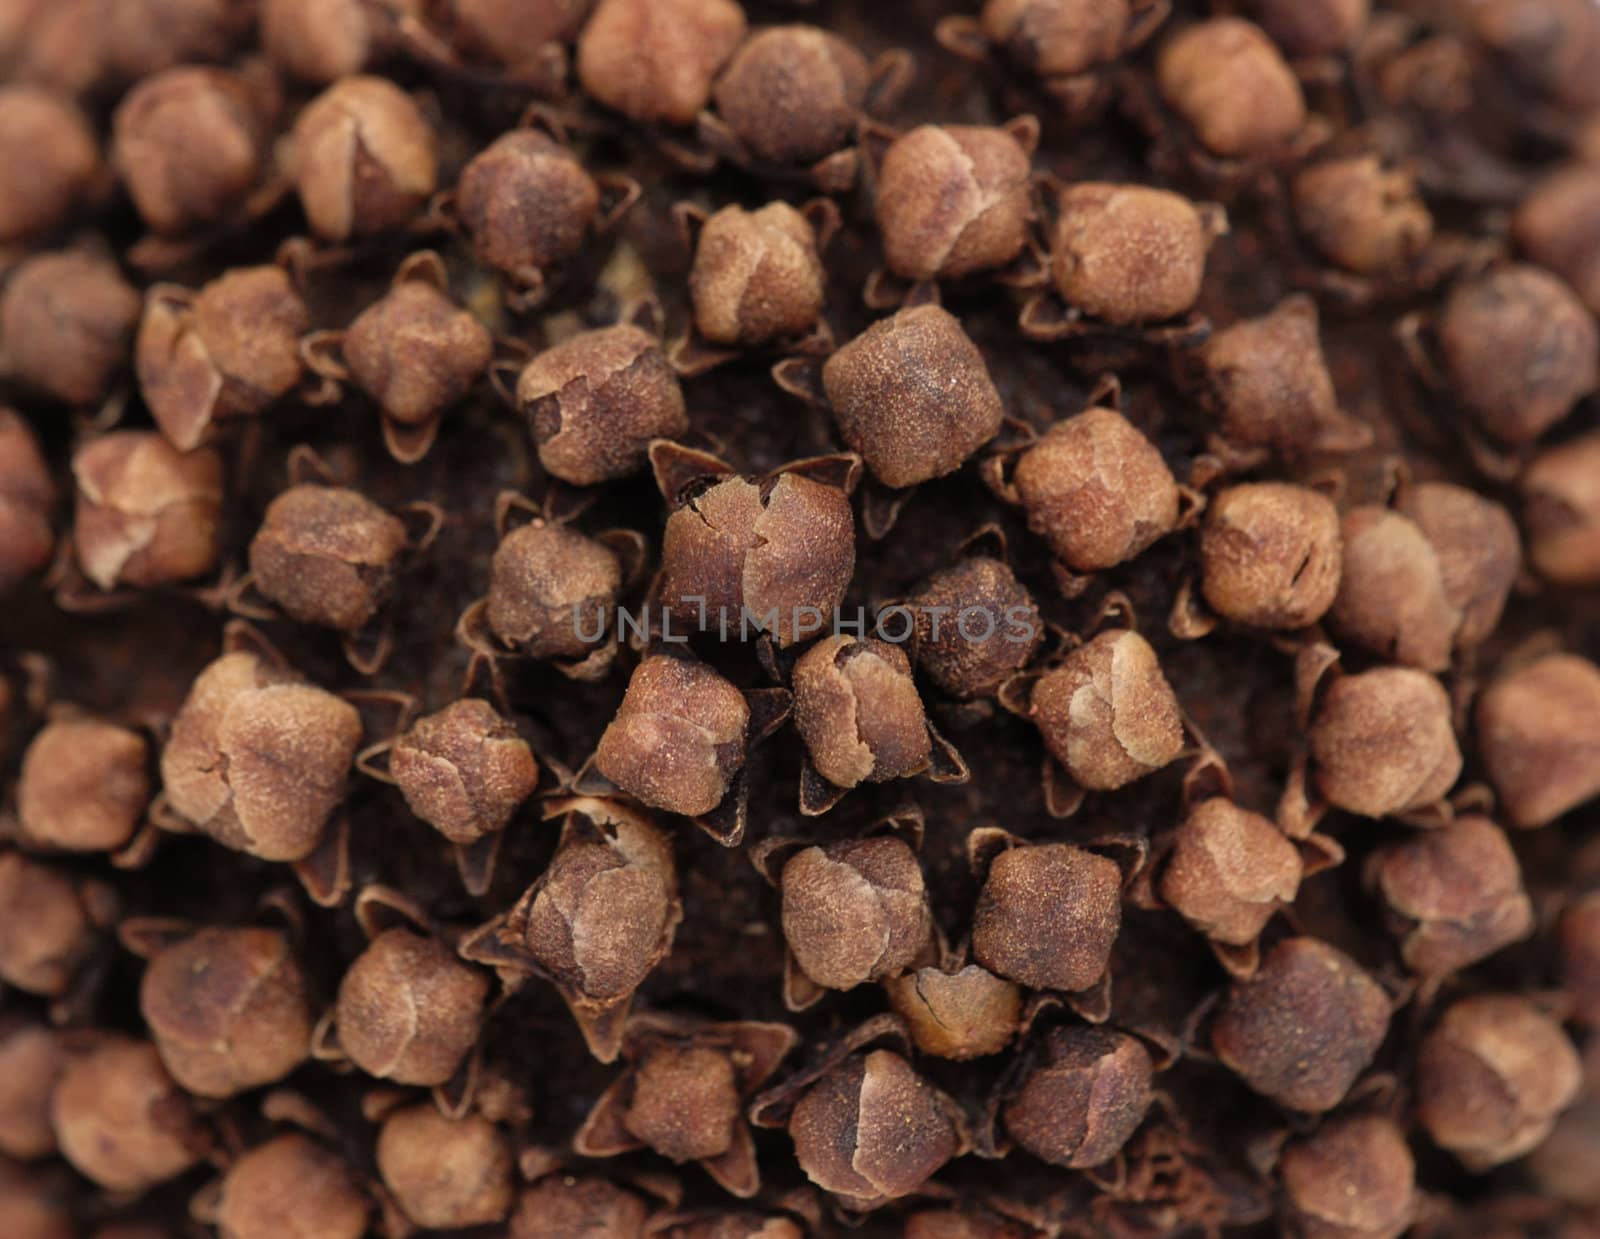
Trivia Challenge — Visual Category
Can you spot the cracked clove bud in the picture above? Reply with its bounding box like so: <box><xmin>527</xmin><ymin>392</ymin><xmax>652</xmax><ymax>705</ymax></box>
<box><xmin>0</xmin><ymin>855</ymin><xmax>105</xmax><ymax>996</ymax></box>
<box><xmin>822</xmin><ymin>305</ymin><xmax>1004</xmax><ymax>489</ymax></box>
<box><xmin>1</xmin><ymin>249</ymin><xmax>139</xmax><ymax>407</ymax></box>
<box><xmin>788</xmin><ymin>1048</ymin><xmax>964</xmax><ymax>1209</ymax></box>
<box><xmin>72</xmin><ymin>432</ymin><xmax>224</xmax><ymax>591</ymax></box>
<box><xmin>1051</xmin><ymin>184</ymin><xmax>1214</xmax><ymax>324</ymax></box>
<box><xmin>443</xmin><ymin>0</ymin><xmax>594</xmax><ymax>67</ymax></box>
<box><xmin>248</xmin><ymin>484</ymin><xmax>410</xmax><ymax>632</ymax></box>
<box><xmin>0</xmin><ymin>409</ymin><xmax>55</xmax><ymax>594</ymax></box>
<box><xmin>1012</xmin><ymin>406</ymin><xmax>1180</xmax><ymax>572</ymax></box>
<box><xmin>1394</xmin><ymin>482</ymin><xmax>1521</xmax><ymax>650</ymax></box>
<box><xmin>1329</xmin><ymin>508</ymin><xmax>1460</xmax><ymax>672</ymax></box>
<box><xmin>1416</xmin><ymin>994</ymin><xmax>1581</xmax><ymax>1168</ymax></box>
<box><xmin>1212</xmin><ymin>937</ymin><xmax>1390</xmax><ymax>1113</ymax></box>
<box><xmin>292</xmin><ymin>76</ymin><xmax>436</xmax><ymax>242</ymax></box>
<box><xmin>1368</xmin><ymin>815</ymin><xmax>1533</xmax><ymax>977</ymax></box>
<box><xmin>342</xmin><ymin>268</ymin><xmax>493</xmax><ymax>448</ymax></box>
<box><xmin>793</xmin><ymin>637</ymin><xmax>931</xmax><ymax>789</ymax></box>
<box><xmin>596</xmin><ymin>656</ymin><xmax>748</xmax><ymax>817</ymax></box>
<box><xmin>377</xmin><ymin>1104</ymin><xmax>514</xmax><ymax>1230</ymax></box>
<box><xmin>657</xmin><ymin>467</ymin><xmax>854</xmax><ymax>649</ymax></box>
<box><xmin>391</xmin><ymin>698</ymin><xmax>539</xmax><ymax>845</ymax></box>
<box><xmin>1200</xmin><ymin>483</ymin><xmax>1341</xmax><ymax>630</ymax></box>
<box><xmin>336</xmin><ymin>927</ymin><xmax>488</xmax><ymax>1085</ymax></box>
<box><xmin>51</xmin><ymin>1039</ymin><xmax>205</xmax><ymax>1192</ymax></box>
<box><xmin>518</xmin><ymin>325</ymin><xmax>687</xmax><ymax>485</ymax></box>
<box><xmin>160</xmin><ymin>649</ymin><xmax>362</xmax><ymax>860</ymax></box>
<box><xmin>261</xmin><ymin>0</ymin><xmax>420</xmax><ymax>82</ymax></box>
<box><xmin>1521</xmin><ymin>431</ymin><xmax>1600</xmax><ymax>585</ymax></box>
<box><xmin>1029</xmin><ymin>629</ymin><xmax>1184</xmax><ymax>791</ymax></box>
<box><xmin>1157</xmin><ymin>18</ymin><xmax>1305</xmax><ymax>157</ymax></box>
<box><xmin>1475</xmin><ymin>653</ymin><xmax>1600</xmax><ymax>829</ymax></box>
<box><xmin>136</xmin><ymin>266</ymin><xmax>310</xmax><ymax>452</ymax></box>
<box><xmin>876</xmin><ymin>120</ymin><xmax>1035</xmax><ymax>282</ymax></box>
<box><xmin>103</xmin><ymin>0</ymin><xmax>239</xmax><ymax>82</ymax></box>
<box><xmin>577</xmin><ymin>0</ymin><xmax>746</xmax><ymax>127</ymax></box>
<box><xmin>0</xmin><ymin>1025</ymin><xmax>66</xmax><ymax>1160</ymax></box>
<box><xmin>1003</xmin><ymin>1026</ymin><xmax>1152</xmax><ymax>1168</ymax></box>
<box><xmin>710</xmin><ymin>25</ymin><xmax>867</xmax><ymax>167</ymax></box>
<box><xmin>1514</xmin><ymin>164</ymin><xmax>1600</xmax><ymax>316</ymax></box>
<box><xmin>454</xmin><ymin>128</ymin><xmax>602</xmax><ymax>294</ymax></box>
<box><xmin>1560</xmin><ymin>891</ymin><xmax>1600</xmax><ymax>1026</ymax></box>
<box><xmin>689</xmin><ymin>203</ymin><xmax>826</xmax><ymax>346</ymax></box>
<box><xmin>972</xmin><ymin>842</ymin><xmax>1121</xmax><ymax>991</ymax></box>
<box><xmin>485</xmin><ymin>521</ymin><xmax>622</xmax><ymax>660</ymax></box>
<box><xmin>111</xmin><ymin>67</ymin><xmax>263</xmax><ymax>236</ymax></box>
<box><xmin>1201</xmin><ymin>296</ymin><xmax>1368</xmax><ymax>462</ymax></box>
<box><xmin>980</xmin><ymin>0</ymin><xmax>1139</xmax><ymax>77</ymax></box>
<box><xmin>1278</xmin><ymin>1114</ymin><xmax>1415</xmax><ymax>1239</ymax></box>
<box><xmin>907</xmin><ymin>555</ymin><xmax>1042</xmax><ymax>700</ymax></box>
<box><xmin>510</xmin><ymin>1176</ymin><xmax>647</xmax><ymax>1239</ymax></box>
<box><xmin>0</xmin><ymin>86</ymin><xmax>99</xmax><ymax>243</ymax></box>
<box><xmin>1160</xmin><ymin>799</ymin><xmax>1301</xmax><ymax>946</ymax></box>
<box><xmin>140</xmin><ymin>927</ymin><xmax>314</xmax><ymax>1097</ymax></box>
<box><xmin>886</xmin><ymin>964</ymin><xmax>1022</xmax><ymax>1060</ymax></box>
<box><xmin>1436</xmin><ymin>265</ymin><xmax>1598</xmax><ymax>445</ymax></box>
<box><xmin>17</xmin><ymin>718</ymin><xmax>147</xmax><ymax>853</ymax></box>
<box><xmin>1308</xmin><ymin>667</ymin><xmax>1460</xmax><ymax>818</ymax></box>
<box><xmin>1250</xmin><ymin>0</ymin><xmax>1367</xmax><ymax>57</ymax></box>
<box><xmin>1293</xmin><ymin>155</ymin><xmax>1432</xmax><ymax>275</ymax></box>
<box><xmin>780</xmin><ymin>837</ymin><xmax>933</xmax><ymax>993</ymax></box>
<box><xmin>216</xmin><ymin>1133</ymin><xmax>368</xmax><ymax>1239</ymax></box>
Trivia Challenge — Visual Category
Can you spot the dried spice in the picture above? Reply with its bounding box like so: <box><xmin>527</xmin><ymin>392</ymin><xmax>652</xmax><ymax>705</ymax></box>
<box><xmin>509</xmin><ymin>1174</ymin><xmax>648</xmax><ymax>1239</ymax></box>
<box><xmin>886</xmin><ymin>963</ymin><xmax>1022</xmax><ymax>1060</ymax></box>
<box><xmin>1049</xmin><ymin>183</ymin><xmax>1219</xmax><ymax>325</ymax></box>
<box><xmin>248</xmin><ymin>484</ymin><xmax>410</xmax><ymax>633</ymax></box>
<box><xmin>1293</xmin><ymin>155</ymin><xmax>1432</xmax><ymax>275</ymax></box>
<box><xmin>0</xmin><ymin>1024</ymin><xmax>65</xmax><ymax>1160</ymax></box>
<box><xmin>1200</xmin><ymin>296</ymin><xmax>1371</xmax><ymax>465</ymax></box>
<box><xmin>907</xmin><ymin>553</ymin><xmax>1042</xmax><ymax>700</ymax></box>
<box><xmin>1003</xmin><ymin>1026</ymin><xmax>1153</xmax><ymax>1168</ymax></box>
<box><xmin>1416</xmin><ymin>994</ymin><xmax>1581</xmax><ymax>1168</ymax></box>
<box><xmin>214</xmin><ymin>1133</ymin><xmax>368</xmax><ymax>1239</ymax></box>
<box><xmin>159</xmin><ymin>649</ymin><xmax>362</xmax><ymax>861</ymax></box>
<box><xmin>1157</xmin><ymin>18</ymin><xmax>1306</xmax><ymax>158</ymax></box>
<box><xmin>137</xmin><ymin>926</ymin><xmax>314</xmax><ymax>1097</ymax></box>
<box><xmin>687</xmin><ymin>202</ymin><xmax>828</xmax><ymax>347</ymax></box>
<box><xmin>1027</xmin><ymin>629</ymin><xmax>1185</xmax><ymax>792</ymax></box>
<box><xmin>1475</xmin><ymin>653</ymin><xmax>1600</xmax><ymax>828</ymax></box>
<box><xmin>482</xmin><ymin>520</ymin><xmax>623</xmax><ymax>661</ymax></box>
<box><xmin>291</xmin><ymin>75</ymin><xmax>437</xmax><ymax>241</ymax></box>
<box><xmin>51</xmin><ymin>1039</ymin><xmax>205</xmax><ymax>1192</ymax></box>
<box><xmin>1521</xmin><ymin>431</ymin><xmax>1600</xmax><ymax>585</ymax></box>
<box><xmin>0</xmin><ymin>854</ymin><xmax>109</xmax><ymax>996</ymax></box>
<box><xmin>973</xmin><ymin>0</ymin><xmax>1153</xmax><ymax>80</ymax></box>
<box><xmin>1435</xmin><ymin>265</ymin><xmax>1598</xmax><ymax>446</ymax></box>
<box><xmin>821</xmin><ymin>305</ymin><xmax>1004</xmax><ymax>489</ymax></box>
<box><xmin>0</xmin><ymin>86</ymin><xmax>99</xmax><ymax>243</ymax></box>
<box><xmin>518</xmin><ymin>325</ymin><xmax>687</xmax><ymax>485</ymax></box>
<box><xmin>111</xmin><ymin>66</ymin><xmax>263</xmax><ymax>235</ymax></box>
<box><xmin>0</xmin><ymin>409</ymin><xmax>55</xmax><ymax>594</ymax></box>
<box><xmin>259</xmin><ymin>0</ymin><xmax>411</xmax><ymax>83</ymax></box>
<box><xmin>778</xmin><ymin>836</ymin><xmax>933</xmax><ymax>997</ymax></box>
<box><xmin>1009</xmin><ymin>405</ymin><xmax>1181</xmax><ymax>573</ymax></box>
<box><xmin>442</xmin><ymin>0</ymin><xmax>594</xmax><ymax>70</ymax></box>
<box><xmin>377</xmin><ymin>1105</ymin><xmax>514</xmax><ymax>1230</ymax></box>
<box><xmin>136</xmin><ymin>265</ymin><xmax>309</xmax><ymax>452</ymax></box>
<box><xmin>575</xmin><ymin>0</ymin><xmax>746</xmax><ymax>127</ymax></box>
<box><xmin>793</xmin><ymin>637</ymin><xmax>932</xmax><ymax>790</ymax></box>
<box><xmin>1198</xmin><ymin>483</ymin><xmax>1342</xmax><ymax>630</ymax></box>
<box><xmin>1514</xmin><ymin>164</ymin><xmax>1600</xmax><ymax>314</ymax></box>
<box><xmin>17</xmin><ymin>717</ymin><xmax>147</xmax><ymax>853</ymax></box>
<box><xmin>1278</xmin><ymin>1115</ymin><xmax>1415</xmax><ymax>1239</ymax></box>
<box><xmin>72</xmin><ymin>432</ymin><xmax>224</xmax><ymax>591</ymax></box>
<box><xmin>1251</xmin><ymin>0</ymin><xmax>1368</xmax><ymax>57</ymax></box>
<box><xmin>874</xmin><ymin>119</ymin><xmax>1037</xmax><ymax>283</ymax></box>
<box><xmin>0</xmin><ymin>249</ymin><xmax>139</xmax><ymax>407</ymax></box>
<box><xmin>596</xmin><ymin>655</ymin><xmax>748</xmax><ymax>817</ymax></box>
<box><xmin>972</xmin><ymin>841</ymin><xmax>1121</xmax><ymax>992</ymax></box>
<box><xmin>391</xmin><ymin>697</ymin><xmax>539</xmax><ymax>845</ymax></box>
<box><xmin>334</xmin><ymin>926</ymin><xmax>489</xmax><ymax>1086</ymax></box>
<box><xmin>1560</xmin><ymin>891</ymin><xmax>1600</xmax><ymax>1026</ymax></box>
<box><xmin>1159</xmin><ymin>799</ymin><xmax>1302</xmax><ymax>946</ymax></box>
<box><xmin>655</xmin><ymin>451</ymin><xmax>856</xmax><ymax>648</ymax></box>
<box><xmin>1211</xmin><ymin>937</ymin><xmax>1391</xmax><ymax>1113</ymax></box>
<box><xmin>1367</xmin><ymin>815</ymin><xmax>1533</xmax><ymax>977</ymax></box>
<box><xmin>1308</xmin><ymin>667</ymin><xmax>1461</xmax><ymax>819</ymax></box>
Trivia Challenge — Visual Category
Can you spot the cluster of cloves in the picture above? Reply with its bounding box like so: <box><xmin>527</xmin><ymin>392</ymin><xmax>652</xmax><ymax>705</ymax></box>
<box><xmin>1</xmin><ymin>0</ymin><xmax>1599</xmax><ymax>1237</ymax></box>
